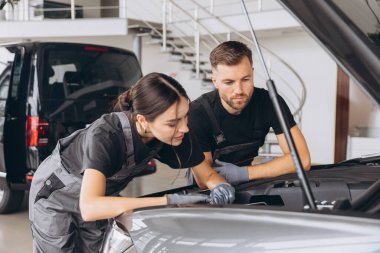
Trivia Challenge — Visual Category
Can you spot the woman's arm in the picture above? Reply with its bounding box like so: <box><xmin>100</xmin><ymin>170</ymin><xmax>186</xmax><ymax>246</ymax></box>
<box><xmin>79</xmin><ymin>169</ymin><xmax>167</xmax><ymax>221</ymax></box>
<box><xmin>191</xmin><ymin>152</ymin><xmax>227</xmax><ymax>189</ymax></box>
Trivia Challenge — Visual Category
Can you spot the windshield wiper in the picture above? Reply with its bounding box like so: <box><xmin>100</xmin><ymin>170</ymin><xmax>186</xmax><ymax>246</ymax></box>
<box><xmin>241</xmin><ymin>0</ymin><xmax>316</xmax><ymax>209</ymax></box>
<box><xmin>339</xmin><ymin>153</ymin><xmax>380</xmax><ymax>165</ymax></box>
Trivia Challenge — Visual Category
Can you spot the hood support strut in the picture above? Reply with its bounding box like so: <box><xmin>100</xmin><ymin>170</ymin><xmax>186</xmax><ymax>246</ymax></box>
<box><xmin>240</xmin><ymin>0</ymin><xmax>316</xmax><ymax>210</ymax></box>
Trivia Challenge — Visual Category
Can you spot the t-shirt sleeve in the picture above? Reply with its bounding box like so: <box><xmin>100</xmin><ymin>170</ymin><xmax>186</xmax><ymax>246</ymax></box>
<box><xmin>188</xmin><ymin>102</ymin><xmax>215</xmax><ymax>152</ymax></box>
<box><xmin>81</xmin><ymin>126</ymin><xmax>123</xmax><ymax>177</ymax></box>
<box><xmin>270</xmin><ymin>95</ymin><xmax>297</xmax><ymax>134</ymax></box>
<box><xmin>157</xmin><ymin>131</ymin><xmax>205</xmax><ymax>168</ymax></box>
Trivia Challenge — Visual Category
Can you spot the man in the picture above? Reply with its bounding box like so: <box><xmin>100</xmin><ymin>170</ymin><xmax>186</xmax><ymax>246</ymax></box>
<box><xmin>188</xmin><ymin>41</ymin><xmax>311</xmax><ymax>186</ymax></box>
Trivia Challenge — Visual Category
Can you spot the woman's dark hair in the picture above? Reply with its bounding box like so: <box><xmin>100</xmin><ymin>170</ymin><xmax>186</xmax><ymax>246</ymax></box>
<box><xmin>113</xmin><ymin>72</ymin><xmax>189</xmax><ymax>121</ymax></box>
<box><xmin>114</xmin><ymin>72</ymin><xmax>192</xmax><ymax>169</ymax></box>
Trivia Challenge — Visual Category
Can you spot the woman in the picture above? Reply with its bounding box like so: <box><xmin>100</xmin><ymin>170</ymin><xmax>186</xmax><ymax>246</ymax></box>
<box><xmin>29</xmin><ymin>72</ymin><xmax>234</xmax><ymax>253</ymax></box>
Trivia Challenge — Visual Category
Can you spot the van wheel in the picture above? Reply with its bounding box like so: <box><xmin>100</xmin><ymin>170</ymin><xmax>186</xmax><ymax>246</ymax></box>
<box><xmin>0</xmin><ymin>184</ymin><xmax>24</xmax><ymax>214</ymax></box>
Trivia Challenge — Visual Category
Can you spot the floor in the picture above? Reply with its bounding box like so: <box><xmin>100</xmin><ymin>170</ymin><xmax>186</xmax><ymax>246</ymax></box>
<box><xmin>0</xmin><ymin>161</ymin><xmax>188</xmax><ymax>253</ymax></box>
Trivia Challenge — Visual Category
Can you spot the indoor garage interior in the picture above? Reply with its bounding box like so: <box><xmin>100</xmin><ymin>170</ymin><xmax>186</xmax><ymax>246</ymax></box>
<box><xmin>0</xmin><ymin>0</ymin><xmax>379</xmax><ymax>252</ymax></box>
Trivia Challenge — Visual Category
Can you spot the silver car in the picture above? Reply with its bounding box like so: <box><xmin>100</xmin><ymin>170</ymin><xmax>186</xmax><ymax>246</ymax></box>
<box><xmin>102</xmin><ymin>1</ymin><xmax>380</xmax><ymax>252</ymax></box>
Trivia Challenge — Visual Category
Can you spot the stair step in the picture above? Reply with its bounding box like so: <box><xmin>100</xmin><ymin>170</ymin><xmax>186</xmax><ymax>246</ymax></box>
<box><xmin>181</xmin><ymin>59</ymin><xmax>207</xmax><ymax>65</ymax></box>
<box><xmin>181</xmin><ymin>64</ymin><xmax>195</xmax><ymax>71</ymax></box>
<box><xmin>127</xmin><ymin>19</ymin><xmax>171</xmax><ymax>34</ymax></box>
<box><xmin>128</xmin><ymin>24</ymin><xmax>153</xmax><ymax>34</ymax></box>
<box><xmin>202</xmin><ymin>77</ymin><xmax>213</xmax><ymax>83</ymax></box>
<box><xmin>145</xmin><ymin>40</ymin><xmax>187</xmax><ymax>49</ymax></box>
<box><xmin>171</xmin><ymin>51</ymin><xmax>197</xmax><ymax>57</ymax></box>
<box><xmin>135</xmin><ymin>32</ymin><xmax>153</xmax><ymax>37</ymax></box>
<box><xmin>169</xmin><ymin>54</ymin><xmax>184</xmax><ymax>61</ymax></box>
<box><xmin>151</xmin><ymin>34</ymin><xmax>174</xmax><ymax>41</ymax></box>
<box><xmin>171</xmin><ymin>51</ymin><xmax>182</xmax><ymax>56</ymax></box>
<box><xmin>190</xmin><ymin>68</ymin><xmax>211</xmax><ymax>74</ymax></box>
<box><xmin>180</xmin><ymin>59</ymin><xmax>194</xmax><ymax>65</ymax></box>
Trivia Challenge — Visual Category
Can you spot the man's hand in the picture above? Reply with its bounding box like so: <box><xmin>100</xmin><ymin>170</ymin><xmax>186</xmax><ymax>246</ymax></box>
<box><xmin>166</xmin><ymin>193</ymin><xmax>210</xmax><ymax>205</ymax></box>
<box><xmin>210</xmin><ymin>182</ymin><xmax>235</xmax><ymax>204</ymax></box>
<box><xmin>214</xmin><ymin>159</ymin><xmax>249</xmax><ymax>185</ymax></box>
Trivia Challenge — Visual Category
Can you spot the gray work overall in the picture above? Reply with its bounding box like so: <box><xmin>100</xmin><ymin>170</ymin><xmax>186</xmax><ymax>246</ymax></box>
<box><xmin>29</xmin><ymin>112</ymin><xmax>158</xmax><ymax>253</ymax></box>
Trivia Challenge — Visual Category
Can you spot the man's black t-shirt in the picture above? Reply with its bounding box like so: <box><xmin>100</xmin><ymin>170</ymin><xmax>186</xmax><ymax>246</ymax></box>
<box><xmin>188</xmin><ymin>88</ymin><xmax>296</xmax><ymax>166</ymax></box>
<box><xmin>60</xmin><ymin>113</ymin><xmax>205</xmax><ymax>178</ymax></box>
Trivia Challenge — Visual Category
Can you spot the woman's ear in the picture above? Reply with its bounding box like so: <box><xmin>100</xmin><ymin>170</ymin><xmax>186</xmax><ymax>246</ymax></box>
<box><xmin>136</xmin><ymin>114</ymin><xmax>148</xmax><ymax>130</ymax></box>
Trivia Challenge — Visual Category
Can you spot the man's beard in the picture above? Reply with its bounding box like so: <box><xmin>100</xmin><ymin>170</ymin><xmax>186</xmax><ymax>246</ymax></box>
<box><xmin>224</xmin><ymin>94</ymin><xmax>250</xmax><ymax>112</ymax></box>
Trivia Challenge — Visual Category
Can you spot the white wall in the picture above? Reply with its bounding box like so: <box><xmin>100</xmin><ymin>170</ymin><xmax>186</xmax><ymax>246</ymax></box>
<box><xmin>347</xmin><ymin>79</ymin><xmax>380</xmax><ymax>158</ymax></box>
<box><xmin>349</xmin><ymin>80</ymin><xmax>380</xmax><ymax>135</ymax></box>
<box><xmin>260</xmin><ymin>31</ymin><xmax>337</xmax><ymax>164</ymax></box>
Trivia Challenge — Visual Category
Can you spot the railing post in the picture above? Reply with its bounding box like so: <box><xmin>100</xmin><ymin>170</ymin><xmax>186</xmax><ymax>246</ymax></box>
<box><xmin>70</xmin><ymin>0</ymin><xmax>75</xmax><ymax>19</ymax></box>
<box><xmin>133</xmin><ymin>35</ymin><xmax>142</xmax><ymax>65</ymax></box>
<box><xmin>193</xmin><ymin>7</ymin><xmax>198</xmax><ymax>29</ymax></box>
<box><xmin>168</xmin><ymin>2</ymin><xmax>172</xmax><ymax>23</ymax></box>
<box><xmin>24</xmin><ymin>0</ymin><xmax>30</xmax><ymax>21</ymax></box>
<box><xmin>162</xmin><ymin>0</ymin><xmax>167</xmax><ymax>52</ymax></box>
<box><xmin>209</xmin><ymin>0</ymin><xmax>214</xmax><ymax>14</ymax></box>
<box><xmin>194</xmin><ymin>6</ymin><xmax>200</xmax><ymax>79</ymax></box>
<box><xmin>119</xmin><ymin>0</ymin><xmax>127</xmax><ymax>18</ymax></box>
<box><xmin>258</xmin><ymin>0</ymin><xmax>262</xmax><ymax>12</ymax></box>
<box><xmin>195</xmin><ymin>31</ymin><xmax>200</xmax><ymax>79</ymax></box>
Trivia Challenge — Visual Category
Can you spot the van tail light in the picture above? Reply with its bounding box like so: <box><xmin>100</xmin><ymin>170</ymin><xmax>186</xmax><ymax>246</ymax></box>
<box><xmin>26</xmin><ymin>171</ymin><xmax>34</xmax><ymax>182</ymax></box>
<box><xmin>84</xmin><ymin>46</ymin><xmax>108</xmax><ymax>53</ymax></box>
<box><xmin>27</xmin><ymin>116</ymin><xmax>49</xmax><ymax>147</ymax></box>
<box><xmin>147</xmin><ymin>160</ymin><xmax>156</xmax><ymax>167</ymax></box>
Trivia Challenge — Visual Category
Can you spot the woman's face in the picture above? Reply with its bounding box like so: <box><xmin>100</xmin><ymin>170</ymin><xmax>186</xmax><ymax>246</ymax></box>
<box><xmin>148</xmin><ymin>96</ymin><xmax>189</xmax><ymax>146</ymax></box>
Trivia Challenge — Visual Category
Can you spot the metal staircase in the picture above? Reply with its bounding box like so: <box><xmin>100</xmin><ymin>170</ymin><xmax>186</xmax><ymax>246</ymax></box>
<box><xmin>127</xmin><ymin>0</ymin><xmax>307</xmax><ymax>158</ymax></box>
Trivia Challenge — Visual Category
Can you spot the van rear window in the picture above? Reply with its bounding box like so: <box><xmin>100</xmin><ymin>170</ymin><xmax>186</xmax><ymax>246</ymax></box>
<box><xmin>41</xmin><ymin>46</ymin><xmax>142</xmax><ymax>116</ymax></box>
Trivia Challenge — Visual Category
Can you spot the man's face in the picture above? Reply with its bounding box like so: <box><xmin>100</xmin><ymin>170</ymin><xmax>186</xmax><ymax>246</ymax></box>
<box><xmin>212</xmin><ymin>56</ymin><xmax>254</xmax><ymax>114</ymax></box>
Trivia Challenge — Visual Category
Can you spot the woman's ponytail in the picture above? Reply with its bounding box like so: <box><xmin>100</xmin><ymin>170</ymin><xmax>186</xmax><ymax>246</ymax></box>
<box><xmin>113</xmin><ymin>88</ymin><xmax>133</xmax><ymax>112</ymax></box>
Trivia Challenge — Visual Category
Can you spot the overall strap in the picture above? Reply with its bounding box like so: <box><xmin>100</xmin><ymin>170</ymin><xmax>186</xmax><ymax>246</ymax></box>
<box><xmin>198</xmin><ymin>95</ymin><xmax>226</xmax><ymax>145</ymax></box>
<box><xmin>114</xmin><ymin>112</ymin><xmax>135</xmax><ymax>167</ymax></box>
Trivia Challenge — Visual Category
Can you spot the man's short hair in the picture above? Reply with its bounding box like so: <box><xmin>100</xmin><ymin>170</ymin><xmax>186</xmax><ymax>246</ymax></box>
<box><xmin>210</xmin><ymin>41</ymin><xmax>253</xmax><ymax>69</ymax></box>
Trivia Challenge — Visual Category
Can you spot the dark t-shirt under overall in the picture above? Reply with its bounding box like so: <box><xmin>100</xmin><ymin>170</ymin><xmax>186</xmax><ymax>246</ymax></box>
<box><xmin>59</xmin><ymin>113</ymin><xmax>205</xmax><ymax>178</ymax></box>
<box><xmin>189</xmin><ymin>88</ymin><xmax>296</xmax><ymax>166</ymax></box>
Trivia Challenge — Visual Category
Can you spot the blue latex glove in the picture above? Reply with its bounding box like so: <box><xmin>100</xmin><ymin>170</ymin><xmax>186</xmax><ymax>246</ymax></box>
<box><xmin>166</xmin><ymin>193</ymin><xmax>210</xmax><ymax>205</ymax></box>
<box><xmin>214</xmin><ymin>159</ymin><xmax>249</xmax><ymax>185</ymax></box>
<box><xmin>210</xmin><ymin>182</ymin><xmax>235</xmax><ymax>205</ymax></box>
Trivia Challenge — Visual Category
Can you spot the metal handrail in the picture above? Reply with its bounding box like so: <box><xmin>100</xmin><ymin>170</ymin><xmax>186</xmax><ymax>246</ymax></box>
<box><xmin>187</xmin><ymin>0</ymin><xmax>307</xmax><ymax>119</ymax></box>
<box><xmin>167</xmin><ymin>0</ymin><xmax>220</xmax><ymax>45</ymax></box>
<box><xmin>162</xmin><ymin>0</ymin><xmax>306</xmax><ymax>123</ymax></box>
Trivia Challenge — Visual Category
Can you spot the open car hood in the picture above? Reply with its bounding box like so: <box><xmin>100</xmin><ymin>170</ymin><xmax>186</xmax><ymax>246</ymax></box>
<box><xmin>278</xmin><ymin>0</ymin><xmax>380</xmax><ymax>106</ymax></box>
<box><xmin>120</xmin><ymin>207</ymin><xmax>380</xmax><ymax>253</ymax></box>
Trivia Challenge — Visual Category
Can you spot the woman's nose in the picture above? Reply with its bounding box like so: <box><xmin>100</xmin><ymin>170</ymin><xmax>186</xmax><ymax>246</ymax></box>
<box><xmin>178</xmin><ymin>121</ymin><xmax>189</xmax><ymax>133</ymax></box>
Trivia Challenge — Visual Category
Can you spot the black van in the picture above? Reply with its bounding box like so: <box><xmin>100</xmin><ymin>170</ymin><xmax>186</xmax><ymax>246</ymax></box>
<box><xmin>0</xmin><ymin>42</ymin><xmax>144</xmax><ymax>213</ymax></box>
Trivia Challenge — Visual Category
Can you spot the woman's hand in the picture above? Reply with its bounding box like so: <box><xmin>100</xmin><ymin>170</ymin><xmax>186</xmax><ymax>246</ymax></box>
<box><xmin>209</xmin><ymin>182</ymin><xmax>235</xmax><ymax>204</ymax></box>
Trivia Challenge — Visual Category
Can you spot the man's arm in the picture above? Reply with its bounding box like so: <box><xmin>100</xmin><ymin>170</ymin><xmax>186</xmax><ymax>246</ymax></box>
<box><xmin>191</xmin><ymin>152</ymin><xmax>227</xmax><ymax>189</ymax></box>
<box><xmin>247</xmin><ymin>125</ymin><xmax>311</xmax><ymax>180</ymax></box>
